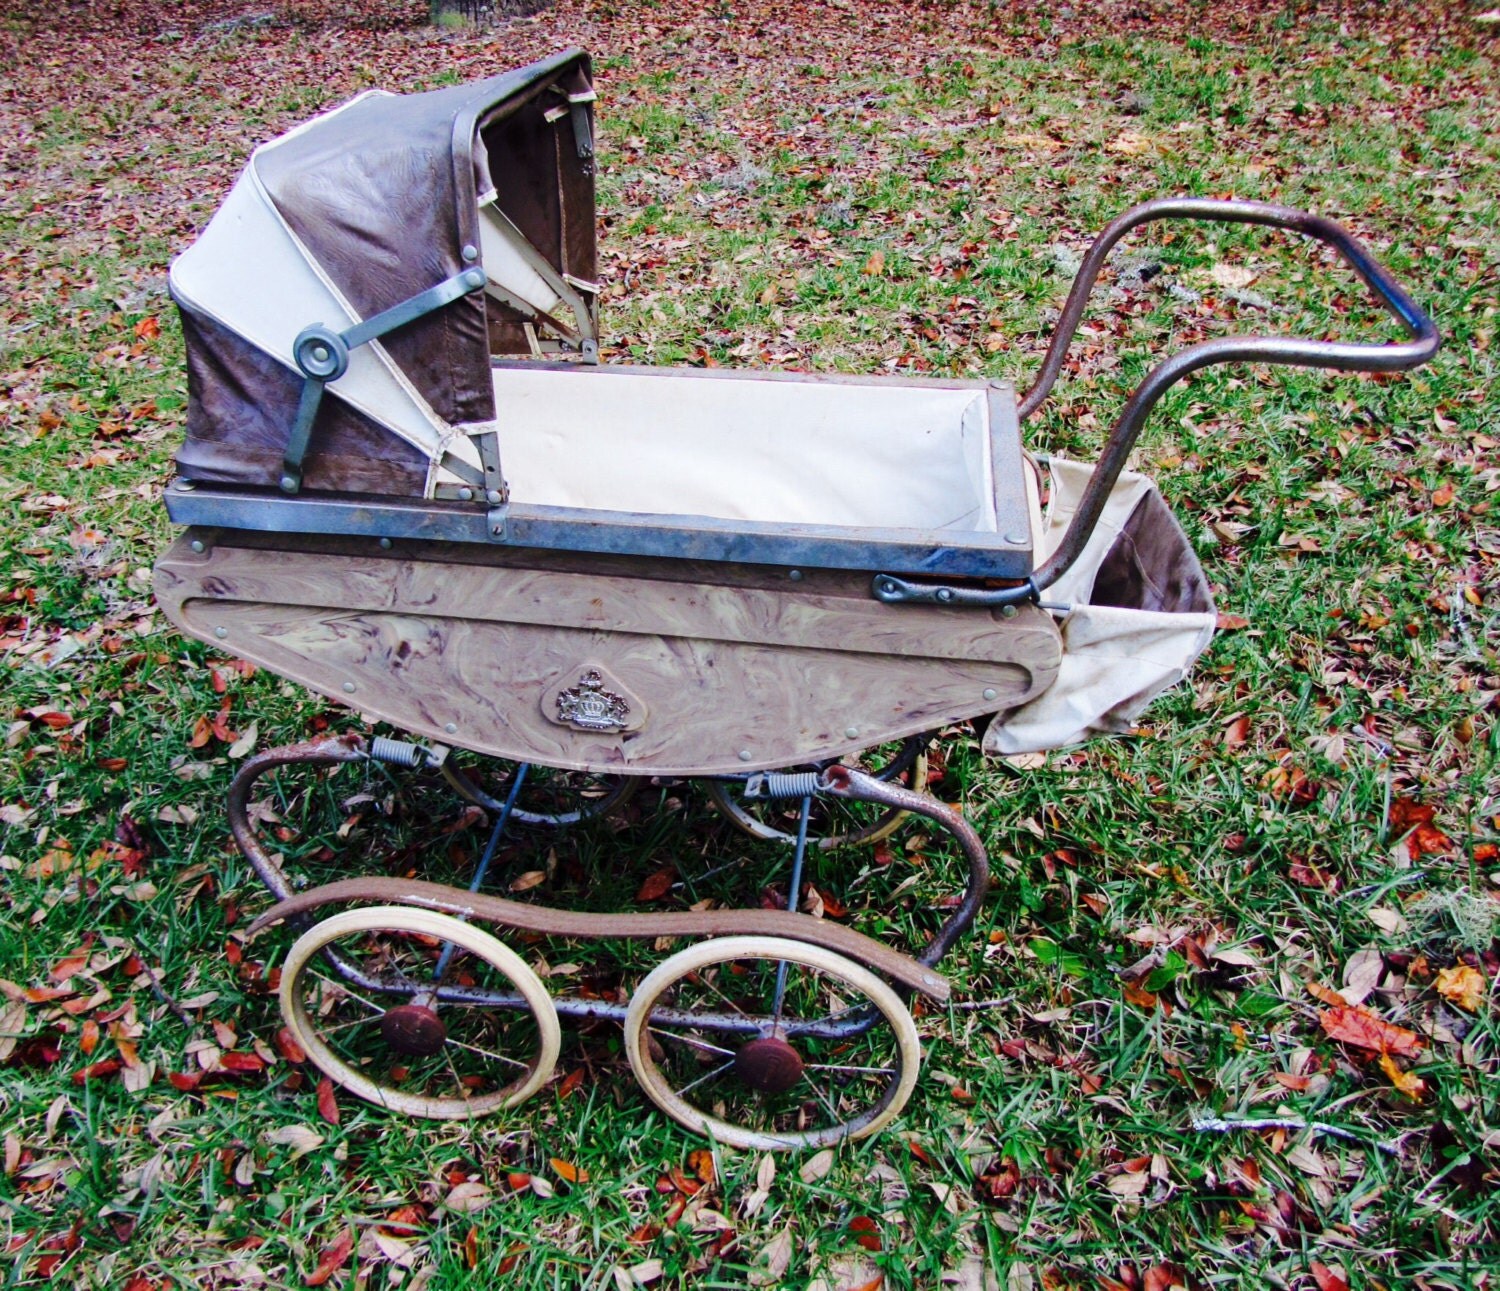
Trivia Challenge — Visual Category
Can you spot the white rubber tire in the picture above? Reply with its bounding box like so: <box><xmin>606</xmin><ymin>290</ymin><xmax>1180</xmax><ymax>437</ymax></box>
<box><xmin>280</xmin><ymin>905</ymin><xmax>560</xmax><ymax>1119</ymax></box>
<box><xmin>624</xmin><ymin>935</ymin><xmax>920</xmax><ymax>1151</ymax></box>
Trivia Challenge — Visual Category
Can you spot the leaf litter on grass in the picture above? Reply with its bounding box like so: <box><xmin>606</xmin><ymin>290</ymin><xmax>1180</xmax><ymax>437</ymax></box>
<box><xmin>2</xmin><ymin>1</ymin><xmax>1499</xmax><ymax>1288</ymax></box>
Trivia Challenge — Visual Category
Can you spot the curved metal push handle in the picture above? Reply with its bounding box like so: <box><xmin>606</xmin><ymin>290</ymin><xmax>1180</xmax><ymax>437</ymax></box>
<box><xmin>1018</xmin><ymin>198</ymin><xmax>1439</xmax><ymax>599</ymax></box>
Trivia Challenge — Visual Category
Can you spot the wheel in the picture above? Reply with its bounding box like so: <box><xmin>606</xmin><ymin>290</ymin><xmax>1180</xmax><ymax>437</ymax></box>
<box><xmin>440</xmin><ymin>754</ymin><xmax>640</xmax><ymax>827</ymax></box>
<box><xmin>279</xmin><ymin>906</ymin><xmax>560</xmax><ymax>1119</ymax></box>
<box><xmin>623</xmin><ymin>936</ymin><xmax>921</xmax><ymax>1150</ymax></box>
<box><xmin>704</xmin><ymin>736</ymin><xmax>931</xmax><ymax>850</ymax></box>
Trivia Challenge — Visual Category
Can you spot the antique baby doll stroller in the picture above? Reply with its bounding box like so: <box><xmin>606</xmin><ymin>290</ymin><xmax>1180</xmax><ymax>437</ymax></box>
<box><xmin>153</xmin><ymin>49</ymin><xmax>1437</xmax><ymax>1149</ymax></box>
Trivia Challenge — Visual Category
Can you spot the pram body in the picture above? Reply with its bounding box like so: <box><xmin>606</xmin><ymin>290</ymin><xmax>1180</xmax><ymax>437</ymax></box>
<box><xmin>154</xmin><ymin>50</ymin><xmax>1437</xmax><ymax>1148</ymax></box>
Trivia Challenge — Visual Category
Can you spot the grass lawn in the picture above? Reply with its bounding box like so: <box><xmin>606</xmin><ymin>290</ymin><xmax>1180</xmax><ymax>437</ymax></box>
<box><xmin>0</xmin><ymin>1</ymin><xmax>1496</xmax><ymax>1287</ymax></box>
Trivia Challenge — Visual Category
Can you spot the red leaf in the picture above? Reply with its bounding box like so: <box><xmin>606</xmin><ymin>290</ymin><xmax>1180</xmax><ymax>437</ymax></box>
<box><xmin>1216</xmin><ymin>612</ymin><xmax>1249</xmax><ymax>631</ymax></box>
<box><xmin>133</xmin><ymin>316</ymin><xmax>160</xmax><ymax>341</ymax></box>
<box><xmin>848</xmin><ymin>1215</ymin><xmax>882</xmax><ymax>1251</ymax></box>
<box><xmin>219</xmin><ymin>1050</ymin><xmax>265</xmax><ymax>1074</ymax></box>
<box><xmin>1310</xmin><ymin>1263</ymin><xmax>1350</xmax><ymax>1291</ymax></box>
<box><xmin>1222</xmin><ymin>715</ymin><xmax>1250</xmax><ymax>747</ymax></box>
<box><xmin>317</xmin><ymin>1076</ymin><xmax>340</xmax><ymax>1125</ymax></box>
<box><xmin>557</xmin><ymin>1066</ymin><xmax>586</xmax><ymax>1099</ymax></box>
<box><xmin>73</xmin><ymin>1059</ymin><xmax>122</xmax><ymax>1084</ymax></box>
<box><xmin>275</xmin><ymin>1027</ymin><xmax>307</xmax><ymax>1064</ymax></box>
<box><xmin>1319</xmin><ymin>1005</ymin><xmax>1423</xmax><ymax>1057</ymax></box>
<box><xmin>1408</xmin><ymin>822</ymin><xmax>1452</xmax><ymax>858</ymax></box>
<box><xmin>634</xmin><ymin>866</ymin><xmax>677</xmax><ymax>902</ymax></box>
<box><xmin>1389</xmin><ymin>798</ymin><xmax>1436</xmax><ymax>831</ymax></box>
<box><xmin>975</xmin><ymin>1156</ymin><xmax>1022</xmax><ymax>1203</ymax></box>
<box><xmin>304</xmin><ymin>1228</ymin><xmax>354</xmax><ymax>1287</ymax></box>
<box><xmin>168</xmin><ymin>1070</ymin><xmax>203</xmax><ymax>1091</ymax></box>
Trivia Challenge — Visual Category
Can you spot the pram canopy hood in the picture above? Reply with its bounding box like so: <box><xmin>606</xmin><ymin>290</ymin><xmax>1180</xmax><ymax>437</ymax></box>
<box><xmin>171</xmin><ymin>48</ymin><xmax>598</xmax><ymax>496</ymax></box>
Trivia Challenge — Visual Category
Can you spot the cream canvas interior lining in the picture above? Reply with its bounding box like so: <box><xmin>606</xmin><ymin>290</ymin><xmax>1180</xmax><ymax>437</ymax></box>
<box><xmin>491</xmin><ymin>366</ymin><xmax>997</xmax><ymax>531</ymax></box>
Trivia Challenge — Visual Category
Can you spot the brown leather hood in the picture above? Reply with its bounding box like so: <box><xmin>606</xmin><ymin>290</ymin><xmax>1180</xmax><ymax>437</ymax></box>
<box><xmin>175</xmin><ymin>49</ymin><xmax>596</xmax><ymax>495</ymax></box>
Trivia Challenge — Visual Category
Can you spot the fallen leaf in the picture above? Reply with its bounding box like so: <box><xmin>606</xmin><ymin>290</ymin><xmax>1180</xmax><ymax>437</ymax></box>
<box><xmin>264</xmin><ymin>1125</ymin><xmax>325</xmax><ymax>1160</ymax></box>
<box><xmin>1216</xmin><ymin>612</ymin><xmax>1250</xmax><ymax>631</ymax></box>
<box><xmin>1378</xmin><ymin>1051</ymin><xmax>1425</xmax><ymax>1100</ymax></box>
<box><xmin>1435</xmin><ymin>964</ymin><xmax>1485</xmax><ymax>1013</ymax></box>
<box><xmin>509</xmin><ymin>870</ymin><xmax>546</xmax><ymax>893</ymax></box>
<box><xmin>551</xmin><ymin>1157</ymin><xmax>589</xmax><ymax>1184</ymax></box>
<box><xmin>862</xmin><ymin>250</ymin><xmax>886</xmax><ymax>276</ymax></box>
<box><xmin>686</xmin><ymin>1147</ymin><xmax>716</xmax><ymax>1187</ymax></box>
<box><xmin>799</xmin><ymin>1148</ymin><xmax>835</xmax><ymax>1183</ymax></box>
<box><xmin>751</xmin><ymin>1228</ymin><xmax>794</xmax><ymax>1286</ymax></box>
<box><xmin>635</xmin><ymin>866</ymin><xmax>676</xmax><ymax>902</ymax></box>
<box><xmin>304</xmin><ymin>1229</ymin><xmax>354</xmax><ymax>1287</ymax></box>
<box><xmin>316</xmin><ymin>1076</ymin><xmax>340</xmax><ymax>1125</ymax></box>
<box><xmin>1309</xmin><ymin>1262</ymin><xmax>1350</xmax><ymax>1291</ymax></box>
<box><xmin>1208</xmin><ymin>263</ymin><xmax>1257</xmax><ymax>290</ymax></box>
<box><xmin>1340</xmin><ymin>948</ymin><xmax>1385</xmax><ymax>1007</ymax></box>
<box><xmin>1319</xmin><ymin>1005</ymin><xmax>1422</xmax><ymax>1057</ymax></box>
<box><xmin>443</xmin><ymin>1181</ymin><xmax>494</xmax><ymax>1213</ymax></box>
<box><xmin>848</xmin><ymin>1215</ymin><xmax>881</xmax><ymax>1251</ymax></box>
<box><xmin>1107</xmin><ymin>130</ymin><xmax>1154</xmax><ymax>155</ymax></box>
<box><xmin>1306</xmin><ymin>981</ymin><xmax>1346</xmax><ymax>1007</ymax></box>
<box><xmin>1223</xmin><ymin>715</ymin><xmax>1250</xmax><ymax>747</ymax></box>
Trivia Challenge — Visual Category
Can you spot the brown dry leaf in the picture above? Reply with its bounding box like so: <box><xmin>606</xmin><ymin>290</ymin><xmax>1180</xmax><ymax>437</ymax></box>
<box><xmin>1208</xmin><ymin>263</ymin><xmax>1258</xmax><ymax>290</ymax></box>
<box><xmin>1222</xmin><ymin>715</ymin><xmax>1250</xmax><ymax>747</ymax></box>
<box><xmin>1378</xmin><ymin>1052</ymin><xmax>1426</xmax><ymax>1101</ymax></box>
<box><xmin>1320</xmin><ymin>1005</ymin><xmax>1422</xmax><ymax>1057</ymax></box>
<box><xmin>1216</xmin><ymin>612</ymin><xmax>1250</xmax><ymax>631</ymax></box>
<box><xmin>443</xmin><ymin>1181</ymin><xmax>494</xmax><ymax>1213</ymax></box>
<box><xmin>509</xmin><ymin>870</ymin><xmax>546</xmax><ymax>893</ymax></box>
<box><xmin>861</xmin><ymin>250</ymin><xmax>886</xmax><ymax>277</ymax></box>
<box><xmin>799</xmin><ymin>1148</ymin><xmax>835</xmax><ymax>1183</ymax></box>
<box><xmin>1305</xmin><ymin>981</ymin><xmax>1347</xmax><ymax>1008</ymax></box>
<box><xmin>1107</xmin><ymin>130</ymin><xmax>1154</xmax><ymax>155</ymax></box>
<box><xmin>1106</xmin><ymin>1169</ymin><xmax>1150</xmax><ymax>1197</ymax></box>
<box><xmin>1435</xmin><ymin>964</ymin><xmax>1486</xmax><ymax>1013</ymax></box>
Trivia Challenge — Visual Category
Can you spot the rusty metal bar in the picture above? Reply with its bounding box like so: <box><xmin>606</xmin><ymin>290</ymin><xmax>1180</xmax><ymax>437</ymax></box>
<box><xmin>1013</xmin><ymin>198</ymin><xmax>1439</xmax><ymax>600</ymax></box>
<box><xmin>817</xmin><ymin>764</ymin><xmax>990</xmax><ymax>969</ymax></box>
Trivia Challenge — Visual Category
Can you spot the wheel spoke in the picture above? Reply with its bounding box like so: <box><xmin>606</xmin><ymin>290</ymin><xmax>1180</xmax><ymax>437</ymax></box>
<box><xmin>675</xmin><ymin>1058</ymin><xmax>738</xmax><ymax>1098</ymax></box>
<box><xmin>804</xmin><ymin>1062</ymin><xmax>896</xmax><ymax>1077</ymax></box>
<box><xmin>446</xmin><ymin>1036</ymin><xmax>531</xmax><ymax>1071</ymax></box>
<box><xmin>648</xmin><ymin>1027</ymin><xmax>736</xmax><ymax>1059</ymax></box>
<box><xmin>308</xmin><ymin>971</ymin><xmax>388</xmax><ymax>1017</ymax></box>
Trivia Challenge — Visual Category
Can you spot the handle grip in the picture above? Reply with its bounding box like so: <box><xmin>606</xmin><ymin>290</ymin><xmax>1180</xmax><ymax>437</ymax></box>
<box><xmin>1021</xmin><ymin>198</ymin><xmax>1439</xmax><ymax>598</ymax></box>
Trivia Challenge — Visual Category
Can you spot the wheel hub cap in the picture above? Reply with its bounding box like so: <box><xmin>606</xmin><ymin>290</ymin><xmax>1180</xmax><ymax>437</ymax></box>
<box><xmin>734</xmin><ymin>1036</ymin><xmax>805</xmax><ymax>1093</ymax></box>
<box><xmin>380</xmin><ymin>1004</ymin><xmax>447</xmax><ymax>1057</ymax></box>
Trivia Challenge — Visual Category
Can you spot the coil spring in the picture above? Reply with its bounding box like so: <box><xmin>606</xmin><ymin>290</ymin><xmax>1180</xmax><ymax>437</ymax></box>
<box><xmin>747</xmin><ymin>770</ymin><xmax>823</xmax><ymax>801</ymax></box>
<box><xmin>369</xmin><ymin>736</ymin><xmax>426</xmax><ymax>768</ymax></box>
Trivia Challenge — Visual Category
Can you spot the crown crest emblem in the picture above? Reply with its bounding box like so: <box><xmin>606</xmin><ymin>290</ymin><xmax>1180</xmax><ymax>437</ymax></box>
<box><xmin>556</xmin><ymin>669</ymin><xmax>631</xmax><ymax>732</ymax></box>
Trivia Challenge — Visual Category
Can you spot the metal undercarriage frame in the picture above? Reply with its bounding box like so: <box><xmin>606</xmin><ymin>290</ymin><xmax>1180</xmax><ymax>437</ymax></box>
<box><xmin>235</xmin><ymin>736</ymin><xmax>978</xmax><ymax>1040</ymax></box>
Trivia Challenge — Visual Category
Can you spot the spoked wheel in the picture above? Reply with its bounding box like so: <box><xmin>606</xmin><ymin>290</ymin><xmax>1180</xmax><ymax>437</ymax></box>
<box><xmin>623</xmin><ymin>936</ymin><xmax>920</xmax><ymax>1150</ymax></box>
<box><xmin>279</xmin><ymin>906</ymin><xmax>560</xmax><ymax>1119</ymax></box>
<box><xmin>440</xmin><ymin>754</ymin><xmax>640</xmax><ymax>828</ymax></box>
<box><xmin>704</xmin><ymin>735</ymin><xmax>932</xmax><ymax>850</ymax></box>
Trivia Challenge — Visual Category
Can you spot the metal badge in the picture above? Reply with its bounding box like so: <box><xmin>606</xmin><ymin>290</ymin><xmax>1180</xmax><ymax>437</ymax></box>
<box><xmin>555</xmin><ymin>669</ymin><xmax>631</xmax><ymax>732</ymax></box>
